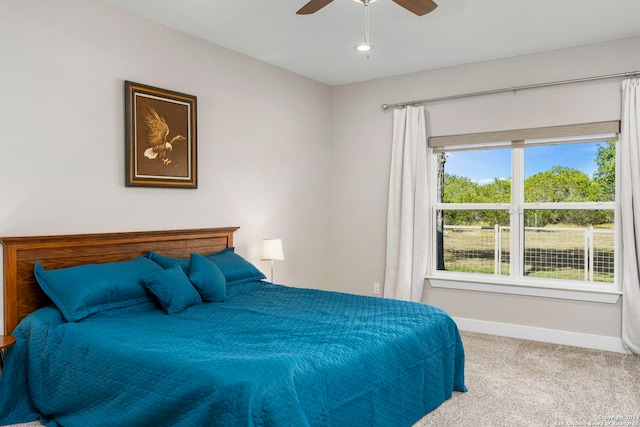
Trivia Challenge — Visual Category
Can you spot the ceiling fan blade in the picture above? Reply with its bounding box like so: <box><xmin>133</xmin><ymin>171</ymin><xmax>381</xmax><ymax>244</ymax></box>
<box><xmin>392</xmin><ymin>0</ymin><xmax>438</xmax><ymax>16</ymax></box>
<box><xmin>296</xmin><ymin>0</ymin><xmax>335</xmax><ymax>14</ymax></box>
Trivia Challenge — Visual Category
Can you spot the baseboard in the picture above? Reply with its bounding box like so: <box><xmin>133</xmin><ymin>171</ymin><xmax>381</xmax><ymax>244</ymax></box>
<box><xmin>453</xmin><ymin>316</ymin><xmax>628</xmax><ymax>354</ymax></box>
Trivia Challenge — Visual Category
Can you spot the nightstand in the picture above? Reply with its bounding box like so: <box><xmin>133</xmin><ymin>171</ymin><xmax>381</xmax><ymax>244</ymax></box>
<box><xmin>0</xmin><ymin>335</ymin><xmax>16</xmax><ymax>371</ymax></box>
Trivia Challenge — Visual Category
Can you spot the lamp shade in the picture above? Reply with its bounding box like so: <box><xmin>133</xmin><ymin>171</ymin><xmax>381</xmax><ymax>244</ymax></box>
<box><xmin>261</xmin><ymin>238</ymin><xmax>284</xmax><ymax>261</ymax></box>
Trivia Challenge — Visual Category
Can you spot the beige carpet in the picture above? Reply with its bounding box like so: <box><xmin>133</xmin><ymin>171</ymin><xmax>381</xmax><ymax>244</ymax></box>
<box><xmin>6</xmin><ymin>331</ymin><xmax>640</xmax><ymax>427</ymax></box>
<box><xmin>415</xmin><ymin>331</ymin><xmax>640</xmax><ymax>427</ymax></box>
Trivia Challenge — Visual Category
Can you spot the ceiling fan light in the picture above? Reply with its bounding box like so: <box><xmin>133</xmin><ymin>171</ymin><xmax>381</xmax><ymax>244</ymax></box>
<box><xmin>355</xmin><ymin>43</ymin><xmax>372</xmax><ymax>52</ymax></box>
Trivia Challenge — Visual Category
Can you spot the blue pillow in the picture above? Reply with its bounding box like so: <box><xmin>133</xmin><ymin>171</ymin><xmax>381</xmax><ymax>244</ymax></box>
<box><xmin>148</xmin><ymin>251</ymin><xmax>189</xmax><ymax>274</ymax></box>
<box><xmin>188</xmin><ymin>253</ymin><xmax>226</xmax><ymax>302</ymax></box>
<box><xmin>205</xmin><ymin>248</ymin><xmax>266</xmax><ymax>285</ymax></box>
<box><xmin>148</xmin><ymin>248</ymin><xmax>266</xmax><ymax>285</ymax></box>
<box><xmin>141</xmin><ymin>264</ymin><xmax>202</xmax><ymax>314</ymax></box>
<box><xmin>34</xmin><ymin>257</ymin><xmax>162</xmax><ymax>322</ymax></box>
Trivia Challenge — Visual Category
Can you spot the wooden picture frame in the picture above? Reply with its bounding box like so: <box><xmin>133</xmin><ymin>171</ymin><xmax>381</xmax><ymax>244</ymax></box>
<box><xmin>125</xmin><ymin>81</ymin><xmax>197</xmax><ymax>188</ymax></box>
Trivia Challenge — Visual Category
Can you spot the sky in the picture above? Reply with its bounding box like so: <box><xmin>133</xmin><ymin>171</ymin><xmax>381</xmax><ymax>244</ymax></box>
<box><xmin>444</xmin><ymin>141</ymin><xmax>607</xmax><ymax>184</ymax></box>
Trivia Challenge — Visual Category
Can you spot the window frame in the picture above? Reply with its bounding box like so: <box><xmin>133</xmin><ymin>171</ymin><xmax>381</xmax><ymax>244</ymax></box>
<box><xmin>426</xmin><ymin>122</ymin><xmax>621</xmax><ymax>303</ymax></box>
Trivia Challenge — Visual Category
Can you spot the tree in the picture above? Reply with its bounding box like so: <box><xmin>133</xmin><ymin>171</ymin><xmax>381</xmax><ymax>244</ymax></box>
<box><xmin>477</xmin><ymin>178</ymin><xmax>511</xmax><ymax>203</ymax></box>
<box><xmin>443</xmin><ymin>174</ymin><xmax>479</xmax><ymax>203</ymax></box>
<box><xmin>593</xmin><ymin>140</ymin><xmax>616</xmax><ymax>202</ymax></box>
<box><xmin>443</xmin><ymin>161</ymin><xmax>612</xmax><ymax>227</ymax></box>
<box><xmin>524</xmin><ymin>166</ymin><xmax>608</xmax><ymax>226</ymax></box>
<box><xmin>443</xmin><ymin>174</ymin><xmax>480</xmax><ymax>224</ymax></box>
<box><xmin>525</xmin><ymin>166</ymin><xmax>599</xmax><ymax>203</ymax></box>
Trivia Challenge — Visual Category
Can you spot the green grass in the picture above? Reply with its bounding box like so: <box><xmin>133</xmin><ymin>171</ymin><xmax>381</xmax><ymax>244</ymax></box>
<box><xmin>441</xmin><ymin>224</ymin><xmax>615</xmax><ymax>283</ymax></box>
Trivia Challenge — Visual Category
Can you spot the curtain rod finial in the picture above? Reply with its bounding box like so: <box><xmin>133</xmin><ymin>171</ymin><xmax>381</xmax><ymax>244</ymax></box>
<box><xmin>381</xmin><ymin>104</ymin><xmax>389</xmax><ymax>110</ymax></box>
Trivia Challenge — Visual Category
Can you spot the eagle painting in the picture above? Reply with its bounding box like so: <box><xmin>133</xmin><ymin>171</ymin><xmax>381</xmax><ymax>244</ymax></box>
<box><xmin>141</xmin><ymin>106</ymin><xmax>186</xmax><ymax>165</ymax></box>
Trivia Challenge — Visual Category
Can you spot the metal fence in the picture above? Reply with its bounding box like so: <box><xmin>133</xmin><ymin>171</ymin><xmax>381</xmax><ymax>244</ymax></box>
<box><xmin>442</xmin><ymin>225</ymin><xmax>615</xmax><ymax>283</ymax></box>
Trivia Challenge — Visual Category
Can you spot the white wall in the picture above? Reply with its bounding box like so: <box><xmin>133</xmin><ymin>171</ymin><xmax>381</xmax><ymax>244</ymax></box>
<box><xmin>4</xmin><ymin>0</ymin><xmax>639</xmax><ymax>350</ymax></box>
<box><xmin>330</xmin><ymin>36</ymin><xmax>640</xmax><ymax>348</ymax></box>
<box><xmin>0</xmin><ymin>0</ymin><xmax>333</xmax><ymax>330</ymax></box>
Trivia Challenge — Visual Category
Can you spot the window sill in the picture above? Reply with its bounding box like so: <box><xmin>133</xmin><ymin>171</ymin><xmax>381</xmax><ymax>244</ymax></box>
<box><xmin>427</xmin><ymin>274</ymin><xmax>621</xmax><ymax>304</ymax></box>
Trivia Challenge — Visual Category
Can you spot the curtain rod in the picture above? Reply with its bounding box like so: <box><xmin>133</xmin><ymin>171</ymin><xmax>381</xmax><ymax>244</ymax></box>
<box><xmin>381</xmin><ymin>71</ymin><xmax>640</xmax><ymax>110</ymax></box>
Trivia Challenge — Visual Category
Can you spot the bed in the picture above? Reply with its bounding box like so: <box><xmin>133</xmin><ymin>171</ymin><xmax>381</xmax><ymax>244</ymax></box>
<box><xmin>0</xmin><ymin>227</ymin><xmax>466</xmax><ymax>427</ymax></box>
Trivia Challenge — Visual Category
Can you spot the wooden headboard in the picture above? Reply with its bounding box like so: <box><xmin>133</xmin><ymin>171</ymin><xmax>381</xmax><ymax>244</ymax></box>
<box><xmin>1</xmin><ymin>227</ymin><xmax>239</xmax><ymax>335</ymax></box>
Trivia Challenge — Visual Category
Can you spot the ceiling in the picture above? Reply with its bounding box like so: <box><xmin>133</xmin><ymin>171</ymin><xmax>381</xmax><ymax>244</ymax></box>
<box><xmin>97</xmin><ymin>0</ymin><xmax>640</xmax><ymax>86</ymax></box>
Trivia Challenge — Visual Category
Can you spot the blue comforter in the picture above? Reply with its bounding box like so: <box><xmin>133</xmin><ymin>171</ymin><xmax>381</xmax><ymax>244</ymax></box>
<box><xmin>0</xmin><ymin>281</ymin><xmax>466</xmax><ymax>426</ymax></box>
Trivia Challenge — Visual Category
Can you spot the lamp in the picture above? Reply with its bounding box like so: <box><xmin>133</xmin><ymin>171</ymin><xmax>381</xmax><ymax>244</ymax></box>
<box><xmin>261</xmin><ymin>238</ymin><xmax>284</xmax><ymax>282</ymax></box>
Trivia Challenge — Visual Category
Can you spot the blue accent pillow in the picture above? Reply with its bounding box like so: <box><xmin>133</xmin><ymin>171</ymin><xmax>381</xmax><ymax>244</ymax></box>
<box><xmin>188</xmin><ymin>253</ymin><xmax>226</xmax><ymax>302</ymax></box>
<box><xmin>148</xmin><ymin>248</ymin><xmax>266</xmax><ymax>286</ymax></box>
<box><xmin>34</xmin><ymin>257</ymin><xmax>162</xmax><ymax>322</ymax></box>
<box><xmin>205</xmin><ymin>248</ymin><xmax>266</xmax><ymax>285</ymax></box>
<box><xmin>148</xmin><ymin>251</ymin><xmax>189</xmax><ymax>274</ymax></box>
<box><xmin>141</xmin><ymin>264</ymin><xmax>202</xmax><ymax>314</ymax></box>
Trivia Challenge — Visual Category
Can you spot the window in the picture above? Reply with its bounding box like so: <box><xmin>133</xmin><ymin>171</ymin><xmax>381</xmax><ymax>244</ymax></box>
<box><xmin>429</xmin><ymin>122</ymin><xmax>619</xmax><ymax>293</ymax></box>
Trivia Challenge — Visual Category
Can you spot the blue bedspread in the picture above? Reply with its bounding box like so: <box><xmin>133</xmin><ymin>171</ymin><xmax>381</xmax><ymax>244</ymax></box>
<box><xmin>0</xmin><ymin>281</ymin><xmax>466</xmax><ymax>426</ymax></box>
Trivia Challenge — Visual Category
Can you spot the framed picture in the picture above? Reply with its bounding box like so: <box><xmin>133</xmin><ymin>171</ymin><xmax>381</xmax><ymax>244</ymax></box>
<box><xmin>125</xmin><ymin>81</ymin><xmax>197</xmax><ymax>188</ymax></box>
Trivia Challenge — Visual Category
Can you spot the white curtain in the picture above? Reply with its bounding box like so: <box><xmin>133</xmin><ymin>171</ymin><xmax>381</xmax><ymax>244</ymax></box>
<box><xmin>620</xmin><ymin>77</ymin><xmax>640</xmax><ymax>355</ymax></box>
<box><xmin>384</xmin><ymin>106</ymin><xmax>430</xmax><ymax>302</ymax></box>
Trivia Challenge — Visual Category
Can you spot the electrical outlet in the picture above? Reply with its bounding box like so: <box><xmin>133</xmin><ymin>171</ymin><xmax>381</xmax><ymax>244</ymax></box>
<box><xmin>373</xmin><ymin>282</ymin><xmax>381</xmax><ymax>295</ymax></box>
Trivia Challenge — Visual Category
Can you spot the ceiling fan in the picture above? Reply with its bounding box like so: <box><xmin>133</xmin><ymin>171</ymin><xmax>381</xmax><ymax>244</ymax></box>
<box><xmin>296</xmin><ymin>0</ymin><xmax>438</xmax><ymax>16</ymax></box>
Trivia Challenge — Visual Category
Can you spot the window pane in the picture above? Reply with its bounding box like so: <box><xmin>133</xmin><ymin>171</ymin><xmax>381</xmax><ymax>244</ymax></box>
<box><xmin>436</xmin><ymin>210</ymin><xmax>510</xmax><ymax>275</ymax></box>
<box><xmin>523</xmin><ymin>210</ymin><xmax>614</xmax><ymax>283</ymax></box>
<box><xmin>524</xmin><ymin>141</ymin><xmax>615</xmax><ymax>203</ymax></box>
<box><xmin>440</xmin><ymin>148</ymin><xmax>511</xmax><ymax>203</ymax></box>
<box><xmin>433</xmin><ymin>135</ymin><xmax>618</xmax><ymax>290</ymax></box>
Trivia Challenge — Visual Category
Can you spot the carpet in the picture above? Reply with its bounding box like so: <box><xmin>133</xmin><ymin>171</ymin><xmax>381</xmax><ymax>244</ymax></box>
<box><xmin>415</xmin><ymin>331</ymin><xmax>640</xmax><ymax>426</ymax></box>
